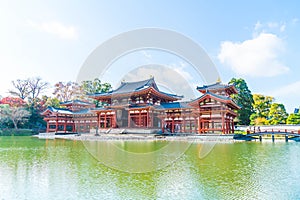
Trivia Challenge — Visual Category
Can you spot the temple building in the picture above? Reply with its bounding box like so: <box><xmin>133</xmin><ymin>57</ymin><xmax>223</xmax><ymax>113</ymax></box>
<box><xmin>89</xmin><ymin>78</ymin><xmax>183</xmax><ymax>130</ymax></box>
<box><xmin>42</xmin><ymin>77</ymin><xmax>240</xmax><ymax>134</ymax></box>
<box><xmin>41</xmin><ymin>100</ymin><xmax>97</xmax><ymax>133</ymax></box>
<box><xmin>189</xmin><ymin>82</ymin><xmax>240</xmax><ymax>134</ymax></box>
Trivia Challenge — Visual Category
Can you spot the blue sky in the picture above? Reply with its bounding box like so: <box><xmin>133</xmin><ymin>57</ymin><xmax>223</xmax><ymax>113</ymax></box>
<box><xmin>0</xmin><ymin>1</ymin><xmax>300</xmax><ymax>112</ymax></box>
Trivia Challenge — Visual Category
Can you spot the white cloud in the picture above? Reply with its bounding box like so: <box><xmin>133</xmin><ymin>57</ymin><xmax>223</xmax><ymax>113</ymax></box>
<box><xmin>292</xmin><ymin>18</ymin><xmax>299</xmax><ymax>25</ymax></box>
<box><xmin>141</xmin><ymin>51</ymin><xmax>152</xmax><ymax>59</ymax></box>
<box><xmin>122</xmin><ymin>65</ymin><xmax>198</xmax><ymax>100</ymax></box>
<box><xmin>279</xmin><ymin>24</ymin><xmax>286</xmax><ymax>32</ymax></box>
<box><xmin>266</xmin><ymin>81</ymin><xmax>300</xmax><ymax>113</ymax></box>
<box><xmin>169</xmin><ymin>61</ymin><xmax>193</xmax><ymax>81</ymax></box>
<box><xmin>253</xmin><ymin>20</ymin><xmax>286</xmax><ymax>34</ymax></box>
<box><xmin>27</xmin><ymin>20</ymin><xmax>78</xmax><ymax>40</ymax></box>
<box><xmin>254</xmin><ymin>21</ymin><xmax>263</xmax><ymax>31</ymax></box>
<box><xmin>269</xmin><ymin>81</ymin><xmax>300</xmax><ymax>97</ymax></box>
<box><xmin>218</xmin><ymin>32</ymin><xmax>289</xmax><ymax>77</ymax></box>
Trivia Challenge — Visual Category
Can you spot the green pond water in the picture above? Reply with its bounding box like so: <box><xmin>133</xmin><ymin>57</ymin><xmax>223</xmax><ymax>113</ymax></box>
<box><xmin>1</xmin><ymin>136</ymin><xmax>300</xmax><ymax>200</ymax></box>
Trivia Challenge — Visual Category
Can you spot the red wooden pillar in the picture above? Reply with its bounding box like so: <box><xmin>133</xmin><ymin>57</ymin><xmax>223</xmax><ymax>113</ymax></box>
<box><xmin>171</xmin><ymin>117</ymin><xmax>175</xmax><ymax>133</ymax></box>
<box><xmin>228</xmin><ymin>119</ymin><xmax>230</xmax><ymax>134</ymax></box>
<box><xmin>64</xmin><ymin>122</ymin><xmax>67</xmax><ymax>133</ymax></box>
<box><xmin>72</xmin><ymin>120</ymin><xmax>76</xmax><ymax>132</ymax></box>
<box><xmin>183</xmin><ymin>117</ymin><xmax>186</xmax><ymax>133</ymax></box>
<box><xmin>114</xmin><ymin>113</ymin><xmax>117</xmax><ymax>128</ymax></box>
<box><xmin>194</xmin><ymin>118</ymin><xmax>197</xmax><ymax>133</ymax></box>
<box><xmin>46</xmin><ymin>120</ymin><xmax>49</xmax><ymax>132</ymax></box>
<box><xmin>221</xmin><ymin>112</ymin><xmax>225</xmax><ymax>134</ymax></box>
<box><xmin>139</xmin><ymin>111</ymin><xmax>142</xmax><ymax>127</ymax></box>
<box><xmin>197</xmin><ymin>117</ymin><xmax>201</xmax><ymax>134</ymax></box>
<box><xmin>63</xmin><ymin>116</ymin><xmax>67</xmax><ymax>133</ymax></box>
<box><xmin>128</xmin><ymin>110</ymin><xmax>131</xmax><ymax>128</ymax></box>
<box><xmin>104</xmin><ymin>113</ymin><xmax>107</xmax><ymax>128</ymax></box>
<box><xmin>161</xmin><ymin>118</ymin><xmax>165</xmax><ymax>133</ymax></box>
<box><xmin>146</xmin><ymin>110</ymin><xmax>149</xmax><ymax>128</ymax></box>
<box><xmin>231</xmin><ymin>118</ymin><xmax>235</xmax><ymax>133</ymax></box>
<box><xmin>90</xmin><ymin>117</ymin><xmax>93</xmax><ymax>132</ymax></box>
<box><xmin>151</xmin><ymin>110</ymin><xmax>154</xmax><ymax>128</ymax></box>
<box><xmin>55</xmin><ymin>114</ymin><xmax>58</xmax><ymax>132</ymax></box>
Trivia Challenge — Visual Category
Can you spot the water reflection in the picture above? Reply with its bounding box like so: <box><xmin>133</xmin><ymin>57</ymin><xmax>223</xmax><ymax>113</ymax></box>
<box><xmin>0</xmin><ymin>137</ymin><xmax>300</xmax><ymax>199</ymax></box>
<box><xmin>83</xmin><ymin>140</ymin><xmax>191</xmax><ymax>173</ymax></box>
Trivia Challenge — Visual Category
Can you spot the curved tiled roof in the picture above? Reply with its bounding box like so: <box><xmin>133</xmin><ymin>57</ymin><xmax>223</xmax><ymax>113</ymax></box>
<box><xmin>41</xmin><ymin>106</ymin><xmax>73</xmax><ymax>115</ymax></box>
<box><xmin>90</xmin><ymin>77</ymin><xmax>183</xmax><ymax>100</ymax></box>
<box><xmin>197</xmin><ymin>82</ymin><xmax>238</xmax><ymax>94</ymax></box>
<box><xmin>42</xmin><ymin>106</ymin><xmax>95</xmax><ymax>115</ymax></box>
<box><xmin>60</xmin><ymin>99</ymin><xmax>93</xmax><ymax>106</ymax></box>
<box><xmin>189</xmin><ymin>92</ymin><xmax>240</xmax><ymax>109</ymax></box>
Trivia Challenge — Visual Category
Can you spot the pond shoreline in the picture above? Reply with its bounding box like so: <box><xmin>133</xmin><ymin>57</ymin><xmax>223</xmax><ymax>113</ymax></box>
<box><xmin>34</xmin><ymin>133</ymin><xmax>238</xmax><ymax>142</ymax></box>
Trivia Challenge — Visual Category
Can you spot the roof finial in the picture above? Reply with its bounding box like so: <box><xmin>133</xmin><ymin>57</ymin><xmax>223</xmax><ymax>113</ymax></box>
<box><xmin>216</xmin><ymin>77</ymin><xmax>221</xmax><ymax>83</ymax></box>
<box><xmin>150</xmin><ymin>74</ymin><xmax>153</xmax><ymax>79</ymax></box>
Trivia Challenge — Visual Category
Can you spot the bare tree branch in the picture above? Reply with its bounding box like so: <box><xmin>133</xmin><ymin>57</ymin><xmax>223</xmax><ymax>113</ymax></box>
<box><xmin>9</xmin><ymin>79</ymin><xmax>29</xmax><ymax>100</ymax></box>
<box><xmin>53</xmin><ymin>81</ymin><xmax>83</xmax><ymax>102</ymax></box>
<box><xmin>27</xmin><ymin>77</ymin><xmax>49</xmax><ymax>100</ymax></box>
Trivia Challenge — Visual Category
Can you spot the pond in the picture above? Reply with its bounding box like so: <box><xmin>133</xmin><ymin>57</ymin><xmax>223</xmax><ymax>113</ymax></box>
<box><xmin>0</xmin><ymin>136</ymin><xmax>300</xmax><ymax>200</ymax></box>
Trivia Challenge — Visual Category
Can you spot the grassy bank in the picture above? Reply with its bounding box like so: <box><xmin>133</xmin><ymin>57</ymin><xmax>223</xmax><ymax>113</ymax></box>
<box><xmin>0</xmin><ymin>129</ymin><xmax>37</xmax><ymax>136</ymax></box>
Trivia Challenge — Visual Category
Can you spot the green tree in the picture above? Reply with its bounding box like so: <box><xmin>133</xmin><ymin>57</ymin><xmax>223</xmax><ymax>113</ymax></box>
<box><xmin>43</xmin><ymin>96</ymin><xmax>61</xmax><ymax>108</ymax></box>
<box><xmin>286</xmin><ymin>113</ymin><xmax>300</xmax><ymax>124</ymax></box>
<box><xmin>250</xmin><ymin>94</ymin><xmax>274</xmax><ymax>125</ymax></box>
<box><xmin>229</xmin><ymin>78</ymin><xmax>254</xmax><ymax>125</ymax></box>
<box><xmin>25</xmin><ymin>103</ymin><xmax>46</xmax><ymax>130</ymax></box>
<box><xmin>268</xmin><ymin>103</ymin><xmax>288</xmax><ymax>125</ymax></box>
<box><xmin>81</xmin><ymin>78</ymin><xmax>112</xmax><ymax>106</ymax></box>
<box><xmin>81</xmin><ymin>78</ymin><xmax>111</xmax><ymax>94</ymax></box>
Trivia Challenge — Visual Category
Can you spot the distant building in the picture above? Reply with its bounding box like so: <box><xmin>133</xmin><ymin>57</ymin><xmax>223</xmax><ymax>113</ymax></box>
<box><xmin>191</xmin><ymin>81</ymin><xmax>240</xmax><ymax>133</ymax></box>
<box><xmin>42</xmin><ymin>77</ymin><xmax>240</xmax><ymax>134</ymax></box>
<box><xmin>41</xmin><ymin>100</ymin><xmax>97</xmax><ymax>133</ymax></box>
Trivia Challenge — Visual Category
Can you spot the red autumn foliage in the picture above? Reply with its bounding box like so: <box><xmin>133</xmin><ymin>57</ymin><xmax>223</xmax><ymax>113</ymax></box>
<box><xmin>0</xmin><ymin>97</ymin><xmax>26</xmax><ymax>107</ymax></box>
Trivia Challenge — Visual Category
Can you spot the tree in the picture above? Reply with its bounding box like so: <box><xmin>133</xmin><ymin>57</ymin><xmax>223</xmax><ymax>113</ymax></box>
<box><xmin>27</xmin><ymin>77</ymin><xmax>49</xmax><ymax>101</ymax></box>
<box><xmin>80</xmin><ymin>78</ymin><xmax>112</xmax><ymax>106</ymax></box>
<box><xmin>250</xmin><ymin>94</ymin><xmax>274</xmax><ymax>125</ymax></box>
<box><xmin>250</xmin><ymin>116</ymin><xmax>269</xmax><ymax>125</ymax></box>
<box><xmin>229</xmin><ymin>78</ymin><xmax>254</xmax><ymax>125</ymax></box>
<box><xmin>9</xmin><ymin>77</ymin><xmax>48</xmax><ymax>103</ymax></box>
<box><xmin>0</xmin><ymin>106</ymin><xmax>30</xmax><ymax>129</ymax></box>
<box><xmin>42</xmin><ymin>96</ymin><xmax>61</xmax><ymax>108</ymax></box>
<box><xmin>0</xmin><ymin>97</ymin><xmax>26</xmax><ymax>107</ymax></box>
<box><xmin>81</xmin><ymin>78</ymin><xmax>112</xmax><ymax>94</ymax></box>
<box><xmin>26</xmin><ymin>102</ymin><xmax>46</xmax><ymax>130</ymax></box>
<box><xmin>287</xmin><ymin>113</ymin><xmax>300</xmax><ymax>124</ymax></box>
<box><xmin>268</xmin><ymin>103</ymin><xmax>288</xmax><ymax>125</ymax></box>
<box><xmin>53</xmin><ymin>81</ymin><xmax>83</xmax><ymax>102</ymax></box>
<box><xmin>9</xmin><ymin>79</ymin><xmax>29</xmax><ymax>100</ymax></box>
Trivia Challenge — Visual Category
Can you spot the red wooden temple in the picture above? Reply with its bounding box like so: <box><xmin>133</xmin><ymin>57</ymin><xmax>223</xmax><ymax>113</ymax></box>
<box><xmin>190</xmin><ymin>82</ymin><xmax>240</xmax><ymax>134</ymax></box>
<box><xmin>42</xmin><ymin>77</ymin><xmax>240</xmax><ymax>134</ymax></box>
<box><xmin>41</xmin><ymin>100</ymin><xmax>97</xmax><ymax>133</ymax></box>
<box><xmin>89</xmin><ymin>78</ymin><xmax>183</xmax><ymax>130</ymax></box>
